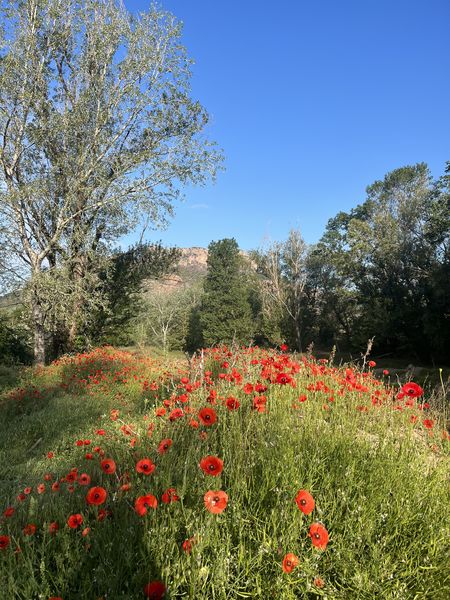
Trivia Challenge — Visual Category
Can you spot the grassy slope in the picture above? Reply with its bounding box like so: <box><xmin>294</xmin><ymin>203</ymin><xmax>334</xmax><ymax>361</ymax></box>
<box><xmin>0</xmin><ymin>347</ymin><xmax>449</xmax><ymax>600</ymax></box>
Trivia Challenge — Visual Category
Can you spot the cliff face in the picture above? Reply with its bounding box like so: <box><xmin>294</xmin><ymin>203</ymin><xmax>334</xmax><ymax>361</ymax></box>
<box><xmin>144</xmin><ymin>247</ymin><xmax>208</xmax><ymax>294</ymax></box>
<box><xmin>144</xmin><ymin>246</ymin><xmax>255</xmax><ymax>295</ymax></box>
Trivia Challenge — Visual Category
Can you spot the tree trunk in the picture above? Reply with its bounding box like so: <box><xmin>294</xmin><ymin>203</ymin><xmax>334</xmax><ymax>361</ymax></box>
<box><xmin>31</xmin><ymin>291</ymin><xmax>46</xmax><ymax>366</ymax></box>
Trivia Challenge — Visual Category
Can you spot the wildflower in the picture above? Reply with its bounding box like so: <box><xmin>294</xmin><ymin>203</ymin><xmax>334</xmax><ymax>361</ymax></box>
<box><xmin>182</xmin><ymin>537</ymin><xmax>196</xmax><ymax>554</ymax></box>
<box><xmin>157</xmin><ymin>438</ymin><xmax>172</xmax><ymax>454</ymax></box>
<box><xmin>168</xmin><ymin>408</ymin><xmax>184</xmax><ymax>421</ymax></box>
<box><xmin>49</xmin><ymin>522</ymin><xmax>59</xmax><ymax>535</ymax></box>
<box><xmin>204</xmin><ymin>490</ymin><xmax>228</xmax><ymax>514</ymax></box>
<box><xmin>143</xmin><ymin>580</ymin><xmax>166</xmax><ymax>599</ymax></box>
<box><xmin>100</xmin><ymin>458</ymin><xmax>116</xmax><ymax>475</ymax></box>
<box><xmin>295</xmin><ymin>490</ymin><xmax>315</xmax><ymax>515</ymax></box>
<box><xmin>161</xmin><ymin>487</ymin><xmax>180</xmax><ymax>504</ymax></box>
<box><xmin>136</xmin><ymin>458</ymin><xmax>156</xmax><ymax>475</ymax></box>
<box><xmin>0</xmin><ymin>535</ymin><xmax>10</xmax><ymax>550</ymax></box>
<box><xmin>37</xmin><ymin>483</ymin><xmax>45</xmax><ymax>494</ymax></box>
<box><xmin>198</xmin><ymin>407</ymin><xmax>217</xmax><ymax>426</ymax></box>
<box><xmin>67</xmin><ymin>514</ymin><xmax>83</xmax><ymax>529</ymax></box>
<box><xmin>78</xmin><ymin>473</ymin><xmax>91</xmax><ymax>486</ymax></box>
<box><xmin>282</xmin><ymin>553</ymin><xmax>299</xmax><ymax>573</ymax></box>
<box><xmin>423</xmin><ymin>419</ymin><xmax>435</xmax><ymax>430</ymax></box>
<box><xmin>401</xmin><ymin>382</ymin><xmax>424</xmax><ymax>398</ymax></box>
<box><xmin>225</xmin><ymin>396</ymin><xmax>240</xmax><ymax>410</ymax></box>
<box><xmin>309</xmin><ymin>523</ymin><xmax>329</xmax><ymax>550</ymax></box>
<box><xmin>3</xmin><ymin>507</ymin><xmax>14</xmax><ymax>518</ymax></box>
<box><xmin>313</xmin><ymin>577</ymin><xmax>325</xmax><ymax>588</ymax></box>
<box><xmin>135</xmin><ymin>494</ymin><xmax>157</xmax><ymax>516</ymax></box>
<box><xmin>200</xmin><ymin>455</ymin><xmax>223</xmax><ymax>477</ymax></box>
<box><xmin>276</xmin><ymin>373</ymin><xmax>292</xmax><ymax>385</ymax></box>
<box><xmin>23</xmin><ymin>524</ymin><xmax>37</xmax><ymax>536</ymax></box>
<box><xmin>86</xmin><ymin>486</ymin><xmax>107</xmax><ymax>506</ymax></box>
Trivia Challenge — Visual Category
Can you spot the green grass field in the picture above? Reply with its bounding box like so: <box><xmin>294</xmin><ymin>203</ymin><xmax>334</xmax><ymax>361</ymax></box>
<box><xmin>0</xmin><ymin>347</ymin><xmax>449</xmax><ymax>599</ymax></box>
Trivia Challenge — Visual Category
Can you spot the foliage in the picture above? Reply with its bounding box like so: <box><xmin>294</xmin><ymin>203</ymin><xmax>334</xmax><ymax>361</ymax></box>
<box><xmin>91</xmin><ymin>242</ymin><xmax>182</xmax><ymax>347</ymax></box>
<box><xmin>0</xmin><ymin>346</ymin><xmax>448</xmax><ymax>598</ymax></box>
<box><xmin>0</xmin><ymin>0</ymin><xmax>222</xmax><ymax>364</ymax></box>
<box><xmin>199</xmin><ymin>239</ymin><xmax>254</xmax><ymax>347</ymax></box>
<box><xmin>0</xmin><ymin>309</ymin><xmax>32</xmax><ymax>364</ymax></box>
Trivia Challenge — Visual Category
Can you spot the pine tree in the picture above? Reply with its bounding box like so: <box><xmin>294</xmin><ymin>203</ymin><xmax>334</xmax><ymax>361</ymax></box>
<box><xmin>199</xmin><ymin>239</ymin><xmax>254</xmax><ymax>346</ymax></box>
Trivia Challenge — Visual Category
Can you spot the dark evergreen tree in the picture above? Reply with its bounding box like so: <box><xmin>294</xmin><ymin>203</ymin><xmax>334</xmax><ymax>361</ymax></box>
<box><xmin>199</xmin><ymin>239</ymin><xmax>254</xmax><ymax>346</ymax></box>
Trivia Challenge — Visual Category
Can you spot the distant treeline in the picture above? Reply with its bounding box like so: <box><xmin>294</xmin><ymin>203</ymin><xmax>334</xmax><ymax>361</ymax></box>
<box><xmin>1</xmin><ymin>162</ymin><xmax>449</xmax><ymax>364</ymax></box>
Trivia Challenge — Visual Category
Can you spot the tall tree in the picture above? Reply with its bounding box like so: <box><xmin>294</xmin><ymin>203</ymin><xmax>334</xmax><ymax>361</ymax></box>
<box><xmin>252</xmin><ymin>229</ymin><xmax>309</xmax><ymax>351</ymax></box>
<box><xmin>0</xmin><ymin>0</ymin><xmax>222</xmax><ymax>364</ymax></box>
<box><xmin>199</xmin><ymin>239</ymin><xmax>254</xmax><ymax>347</ymax></box>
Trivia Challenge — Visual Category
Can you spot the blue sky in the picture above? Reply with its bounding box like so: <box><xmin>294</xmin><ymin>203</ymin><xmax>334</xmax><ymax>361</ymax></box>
<box><xmin>124</xmin><ymin>0</ymin><xmax>450</xmax><ymax>251</ymax></box>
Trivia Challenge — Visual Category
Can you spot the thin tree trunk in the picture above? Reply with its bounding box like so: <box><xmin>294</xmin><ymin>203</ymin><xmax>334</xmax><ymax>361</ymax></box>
<box><xmin>31</xmin><ymin>289</ymin><xmax>46</xmax><ymax>366</ymax></box>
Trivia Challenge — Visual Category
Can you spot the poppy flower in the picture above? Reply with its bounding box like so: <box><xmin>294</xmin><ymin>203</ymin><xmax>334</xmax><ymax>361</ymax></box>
<box><xmin>3</xmin><ymin>507</ymin><xmax>14</xmax><ymax>518</ymax></box>
<box><xmin>143</xmin><ymin>580</ymin><xmax>166</xmax><ymax>599</ymax></box>
<box><xmin>182</xmin><ymin>537</ymin><xmax>196</xmax><ymax>554</ymax></box>
<box><xmin>198</xmin><ymin>407</ymin><xmax>217</xmax><ymax>426</ymax></box>
<box><xmin>169</xmin><ymin>408</ymin><xmax>184</xmax><ymax>421</ymax></box>
<box><xmin>423</xmin><ymin>419</ymin><xmax>435</xmax><ymax>429</ymax></box>
<box><xmin>0</xmin><ymin>535</ymin><xmax>10</xmax><ymax>550</ymax></box>
<box><xmin>204</xmin><ymin>490</ymin><xmax>228</xmax><ymax>514</ymax></box>
<box><xmin>37</xmin><ymin>483</ymin><xmax>45</xmax><ymax>494</ymax></box>
<box><xmin>161</xmin><ymin>487</ymin><xmax>180</xmax><ymax>504</ymax></box>
<box><xmin>401</xmin><ymin>382</ymin><xmax>424</xmax><ymax>398</ymax></box>
<box><xmin>314</xmin><ymin>577</ymin><xmax>325</xmax><ymax>588</ymax></box>
<box><xmin>67</xmin><ymin>514</ymin><xmax>83</xmax><ymax>529</ymax></box>
<box><xmin>86</xmin><ymin>486</ymin><xmax>107</xmax><ymax>506</ymax></box>
<box><xmin>199</xmin><ymin>456</ymin><xmax>224</xmax><ymax>477</ymax></box>
<box><xmin>23</xmin><ymin>524</ymin><xmax>36</xmax><ymax>536</ymax></box>
<box><xmin>134</xmin><ymin>494</ymin><xmax>157</xmax><ymax>516</ymax></box>
<box><xmin>100</xmin><ymin>458</ymin><xmax>116</xmax><ymax>475</ymax></box>
<box><xmin>282</xmin><ymin>553</ymin><xmax>299</xmax><ymax>573</ymax></box>
<box><xmin>295</xmin><ymin>490</ymin><xmax>315</xmax><ymax>515</ymax></box>
<box><xmin>225</xmin><ymin>397</ymin><xmax>240</xmax><ymax>410</ymax></box>
<box><xmin>136</xmin><ymin>458</ymin><xmax>156</xmax><ymax>475</ymax></box>
<box><xmin>49</xmin><ymin>522</ymin><xmax>59</xmax><ymax>535</ymax></box>
<box><xmin>157</xmin><ymin>438</ymin><xmax>172</xmax><ymax>454</ymax></box>
<box><xmin>309</xmin><ymin>523</ymin><xmax>329</xmax><ymax>550</ymax></box>
<box><xmin>276</xmin><ymin>373</ymin><xmax>292</xmax><ymax>385</ymax></box>
<box><xmin>78</xmin><ymin>473</ymin><xmax>91</xmax><ymax>486</ymax></box>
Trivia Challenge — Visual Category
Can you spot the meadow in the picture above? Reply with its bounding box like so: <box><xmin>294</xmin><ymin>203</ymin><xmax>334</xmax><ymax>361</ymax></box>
<box><xmin>0</xmin><ymin>346</ymin><xmax>448</xmax><ymax>599</ymax></box>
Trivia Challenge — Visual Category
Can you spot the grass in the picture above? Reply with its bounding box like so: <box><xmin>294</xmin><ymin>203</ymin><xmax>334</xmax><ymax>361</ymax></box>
<box><xmin>0</xmin><ymin>346</ymin><xmax>449</xmax><ymax>599</ymax></box>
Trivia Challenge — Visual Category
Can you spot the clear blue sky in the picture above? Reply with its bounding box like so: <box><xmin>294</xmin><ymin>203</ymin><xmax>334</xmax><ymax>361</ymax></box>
<box><xmin>123</xmin><ymin>0</ymin><xmax>450</xmax><ymax>251</ymax></box>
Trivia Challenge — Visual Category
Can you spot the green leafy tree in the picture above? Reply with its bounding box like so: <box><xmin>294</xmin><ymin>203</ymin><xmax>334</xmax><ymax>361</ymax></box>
<box><xmin>0</xmin><ymin>0</ymin><xmax>222</xmax><ymax>364</ymax></box>
<box><xmin>199</xmin><ymin>239</ymin><xmax>254</xmax><ymax>347</ymax></box>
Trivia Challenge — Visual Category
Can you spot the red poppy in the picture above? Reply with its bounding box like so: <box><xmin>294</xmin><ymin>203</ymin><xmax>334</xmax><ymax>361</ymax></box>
<box><xmin>143</xmin><ymin>580</ymin><xmax>166</xmax><ymax>599</ymax></box>
<box><xmin>136</xmin><ymin>458</ymin><xmax>156</xmax><ymax>475</ymax></box>
<box><xmin>309</xmin><ymin>523</ymin><xmax>329</xmax><ymax>550</ymax></box>
<box><xmin>0</xmin><ymin>535</ymin><xmax>10</xmax><ymax>550</ymax></box>
<box><xmin>295</xmin><ymin>490</ymin><xmax>315</xmax><ymax>515</ymax></box>
<box><xmin>51</xmin><ymin>482</ymin><xmax>60</xmax><ymax>492</ymax></box>
<box><xmin>157</xmin><ymin>438</ymin><xmax>172</xmax><ymax>454</ymax></box>
<box><xmin>23</xmin><ymin>524</ymin><xmax>37</xmax><ymax>536</ymax></box>
<box><xmin>401</xmin><ymin>382</ymin><xmax>424</xmax><ymax>398</ymax></box>
<box><xmin>204</xmin><ymin>490</ymin><xmax>228</xmax><ymax>514</ymax></box>
<box><xmin>198</xmin><ymin>407</ymin><xmax>217</xmax><ymax>426</ymax></box>
<box><xmin>78</xmin><ymin>473</ymin><xmax>91</xmax><ymax>486</ymax></box>
<box><xmin>67</xmin><ymin>514</ymin><xmax>83</xmax><ymax>529</ymax></box>
<box><xmin>37</xmin><ymin>483</ymin><xmax>45</xmax><ymax>494</ymax></box>
<box><xmin>276</xmin><ymin>372</ymin><xmax>293</xmax><ymax>385</ymax></box>
<box><xmin>182</xmin><ymin>537</ymin><xmax>196</xmax><ymax>554</ymax></box>
<box><xmin>169</xmin><ymin>408</ymin><xmax>184</xmax><ymax>421</ymax></box>
<box><xmin>199</xmin><ymin>456</ymin><xmax>224</xmax><ymax>477</ymax></box>
<box><xmin>100</xmin><ymin>458</ymin><xmax>116</xmax><ymax>475</ymax></box>
<box><xmin>86</xmin><ymin>486</ymin><xmax>107</xmax><ymax>506</ymax></box>
<box><xmin>49</xmin><ymin>522</ymin><xmax>59</xmax><ymax>535</ymax></box>
<box><xmin>134</xmin><ymin>494</ymin><xmax>158</xmax><ymax>516</ymax></box>
<box><xmin>161</xmin><ymin>487</ymin><xmax>180</xmax><ymax>504</ymax></box>
<box><xmin>423</xmin><ymin>419</ymin><xmax>435</xmax><ymax>429</ymax></box>
<box><xmin>3</xmin><ymin>507</ymin><xmax>14</xmax><ymax>518</ymax></box>
<box><xmin>225</xmin><ymin>397</ymin><xmax>240</xmax><ymax>410</ymax></box>
<box><xmin>282</xmin><ymin>553</ymin><xmax>299</xmax><ymax>573</ymax></box>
